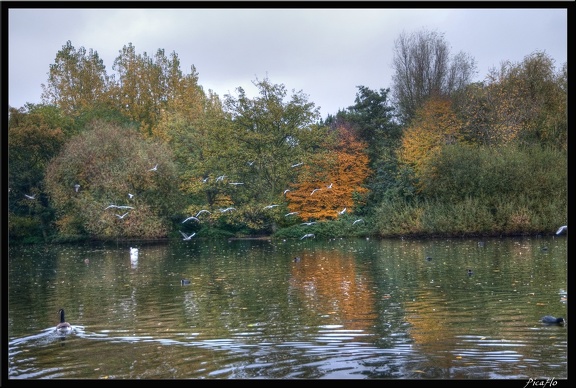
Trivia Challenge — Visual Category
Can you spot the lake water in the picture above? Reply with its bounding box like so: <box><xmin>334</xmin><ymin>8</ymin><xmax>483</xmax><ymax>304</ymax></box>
<box><xmin>7</xmin><ymin>236</ymin><xmax>568</xmax><ymax>379</ymax></box>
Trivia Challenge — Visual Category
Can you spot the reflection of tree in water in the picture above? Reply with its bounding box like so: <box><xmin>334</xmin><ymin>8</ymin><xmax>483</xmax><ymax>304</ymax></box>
<box><xmin>289</xmin><ymin>249</ymin><xmax>377</xmax><ymax>331</ymax></box>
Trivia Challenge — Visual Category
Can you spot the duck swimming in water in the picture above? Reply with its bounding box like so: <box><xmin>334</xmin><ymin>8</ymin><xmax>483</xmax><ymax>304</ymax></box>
<box><xmin>55</xmin><ymin>308</ymin><xmax>73</xmax><ymax>334</ymax></box>
<box><xmin>181</xmin><ymin>279</ymin><xmax>191</xmax><ymax>285</ymax></box>
<box><xmin>541</xmin><ymin>316</ymin><xmax>565</xmax><ymax>325</ymax></box>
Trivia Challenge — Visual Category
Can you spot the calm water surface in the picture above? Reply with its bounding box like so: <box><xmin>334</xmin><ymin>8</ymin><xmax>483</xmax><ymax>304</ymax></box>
<box><xmin>7</xmin><ymin>236</ymin><xmax>567</xmax><ymax>379</ymax></box>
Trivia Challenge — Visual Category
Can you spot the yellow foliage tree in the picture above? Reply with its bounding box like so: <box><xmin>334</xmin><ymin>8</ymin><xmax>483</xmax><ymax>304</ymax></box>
<box><xmin>398</xmin><ymin>97</ymin><xmax>464</xmax><ymax>191</ymax></box>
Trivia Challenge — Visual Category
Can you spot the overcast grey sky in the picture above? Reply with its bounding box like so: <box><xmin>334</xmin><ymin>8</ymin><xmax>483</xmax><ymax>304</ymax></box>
<box><xmin>7</xmin><ymin>7</ymin><xmax>568</xmax><ymax>119</ymax></box>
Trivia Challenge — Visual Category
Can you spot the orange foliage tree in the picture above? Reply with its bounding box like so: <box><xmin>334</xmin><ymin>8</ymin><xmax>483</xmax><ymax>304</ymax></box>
<box><xmin>287</xmin><ymin>124</ymin><xmax>371</xmax><ymax>221</ymax></box>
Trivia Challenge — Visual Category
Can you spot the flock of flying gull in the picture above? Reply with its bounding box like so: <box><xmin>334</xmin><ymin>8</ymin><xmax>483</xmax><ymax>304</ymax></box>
<box><xmin>22</xmin><ymin>161</ymin><xmax>567</xmax><ymax>241</ymax></box>
<box><xmin>37</xmin><ymin>161</ymin><xmax>566</xmax><ymax>334</ymax></box>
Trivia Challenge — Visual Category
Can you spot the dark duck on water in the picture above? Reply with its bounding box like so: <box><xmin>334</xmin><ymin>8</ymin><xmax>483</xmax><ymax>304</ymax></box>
<box><xmin>55</xmin><ymin>308</ymin><xmax>73</xmax><ymax>334</ymax></box>
<box><xmin>541</xmin><ymin>316</ymin><xmax>565</xmax><ymax>326</ymax></box>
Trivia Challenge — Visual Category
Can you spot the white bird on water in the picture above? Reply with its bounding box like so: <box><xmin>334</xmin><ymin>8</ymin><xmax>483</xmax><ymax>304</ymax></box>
<box><xmin>556</xmin><ymin>225</ymin><xmax>567</xmax><ymax>235</ymax></box>
<box><xmin>180</xmin><ymin>231</ymin><xmax>196</xmax><ymax>241</ymax></box>
<box><xmin>182</xmin><ymin>216</ymin><xmax>200</xmax><ymax>223</ymax></box>
<box><xmin>130</xmin><ymin>247</ymin><xmax>139</xmax><ymax>266</ymax></box>
<box><xmin>301</xmin><ymin>233</ymin><xmax>315</xmax><ymax>240</ymax></box>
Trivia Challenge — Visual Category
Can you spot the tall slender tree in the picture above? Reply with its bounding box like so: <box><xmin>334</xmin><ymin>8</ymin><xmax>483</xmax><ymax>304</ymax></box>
<box><xmin>391</xmin><ymin>28</ymin><xmax>476</xmax><ymax>125</ymax></box>
<box><xmin>41</xmin><ymin>41</ymin><xmax>110</xmax><ymax>115</ymax></box>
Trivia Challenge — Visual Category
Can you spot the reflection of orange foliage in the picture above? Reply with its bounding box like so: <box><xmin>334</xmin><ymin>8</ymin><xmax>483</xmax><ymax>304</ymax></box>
<box><xmin>404</xmin><ymin>296</ymin><xmax>460</xmax><ymax>369</ymax></box>
<box><xmin>289</xmin><ymin>249</ymin><xmax>376</xmax><ymax>330</ymax></box>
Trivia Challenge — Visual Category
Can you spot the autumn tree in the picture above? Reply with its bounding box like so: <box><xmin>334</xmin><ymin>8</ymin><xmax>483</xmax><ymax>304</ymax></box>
<box><xmin>41</xmin><ymin>41</ymin><xmax>111</xmax><ymax>115</ymax></box>
<box><xmin>8</xmin><ymin>104</ymin><xmax>69</xmax><ymax>241</ymax></box>
<box><xmin>111</xmin><ymin>44</ymin><xmax>206</xmax><ymax>137</ymax></box>
<box><xmin>287</xmin><ymin>123</ymin><xmax>371</xmax><ymax>221</ymax></box>
<box><xmin>45</xmin><ymin>121</ymin><xmax>182</xmax><ymax>239</ymax></box>
<box><xmin>397</xmin><ymin>97</ymin><xmax>464</xmax><ymax>193</ymax></box>
<box><xmin>455</xmin><ymin>51</ymin><xmax>566</xmax><ymax>149</ymax></box>
<box><xmin>392</xmin><ymin>28</ymin><xmax>476</xmax><ymax>125</ymax></box>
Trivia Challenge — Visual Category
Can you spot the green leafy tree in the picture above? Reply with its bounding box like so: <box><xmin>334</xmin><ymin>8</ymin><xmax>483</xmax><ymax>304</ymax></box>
<box><xmin>8</xmin><ymin>105</ymin><xmax>69</xmax><ymax>241</ymax></box>
<box><xmin>166</xmin><ymin>77</ymin><xmax>327</xmax><ymax>233</ymax></box>
<box><xmin>337</xmin><ymin>86</ymin><xmax>402</xmax><ymax>205</ymax></box>
<box><xmin>222</xmin><ymin>77</ymin><xmax>324</xmax><ymax>200</ymax></box>
<box><xmin>45</xmin><ymin>121</ymin><xmax>182</xmax><ymax>239</ymax></box>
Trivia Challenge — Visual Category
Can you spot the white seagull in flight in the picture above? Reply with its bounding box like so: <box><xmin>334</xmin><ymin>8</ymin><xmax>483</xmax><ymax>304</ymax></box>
<box><xmin>556</xmin><ymin>225</ymin><xmax>567</xmax><ymax>235</ymax></box>
<box><xmin>353</xmin><ymin>219</ymin><xmax>364</xmax><ymax>225</ymax></box>
<box><xmin>180</xmin><ymin>231</ymin><xmax>196</xmax><ymax>241</ymax></box>
<box><xmin>301</xmin><ymin>233</ymin><xmax>315</xmax><ymax>240</ymax></box>
<box><xmin>219</xmin><ymin>207</ymin><xmax>236</xmax><ymax>213</ymax></box>
<box><xmin>116</xmin><ymin>212</ymin><xmax>129</xmax><ymax>219</ymax></box>
<box><xmin>291</xmin><ymin>162</ymin><xmax>303</xmax><ymax>168</ymax></box>
<box><xmin>311</xmin><ymin>188</ymin><xmax>322</xmax><ymax>195</ymax></box>
<box><xmin>182</xmin><ymin>216</ymin><xmax>200</xmax><ymax>223</ymax></box>
<box><xmin>285</xmin><ymin>212</ymin><xmax>298</xmax><ymax>217</ymax></box>
<box><xmin>105</xmin><ymin>205</ymin><xmax>134</xmax><ymax>210</ymax></box>
<box><xmin>149</xmin><ymin>164</ymin><xmax>158</xmax><ymax>171</ymax></box>
<box><xmin>338</xmin><ymin>208</ymin><xmax>347</xmax><ymax>215</ymax></box>
<box><xmin>263</xmin><ymin>204</ymin><xmax>280</xmax><ymax>210</ymax></box>
<box><xmin>24</xmin><ymin>194</ymin><xmax>35</xmax><ymax>200</ymax></box>
<box><xmin>196</xmin><ymin>210</ymin><xmax>211</xmax><ymax>217</ymax></box>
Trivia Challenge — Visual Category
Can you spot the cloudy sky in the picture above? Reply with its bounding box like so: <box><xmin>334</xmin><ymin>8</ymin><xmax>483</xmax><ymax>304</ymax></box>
<box><xmin>7</xmin><ymin>7</ymin><xmax>568</xmax><ymax>119</ymax></box>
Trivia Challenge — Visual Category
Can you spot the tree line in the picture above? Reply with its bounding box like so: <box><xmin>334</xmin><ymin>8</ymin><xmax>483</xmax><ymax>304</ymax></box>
<box><xmin>8</xmin><ymin>29</ymin><xmax>567</xmax><ymax>243</ymax></box>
